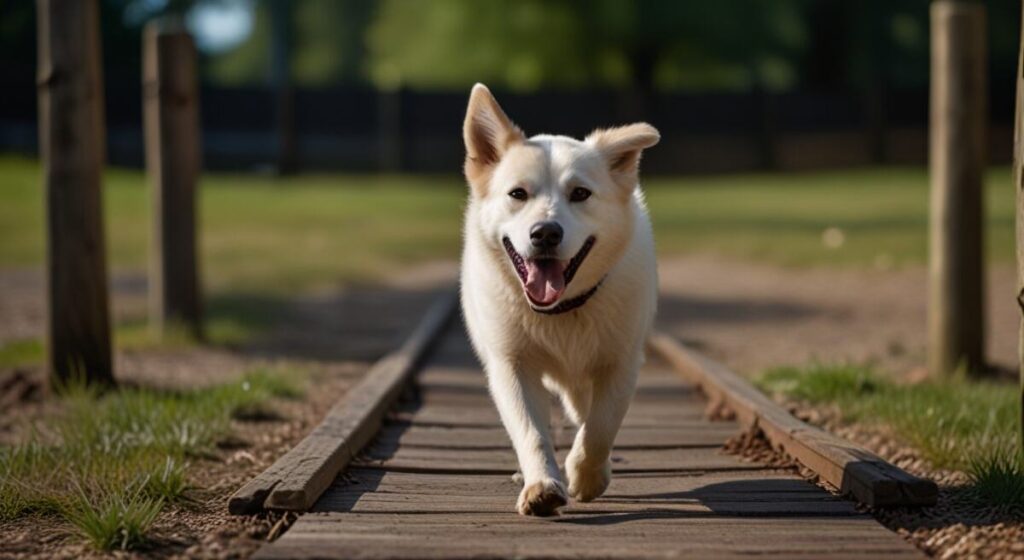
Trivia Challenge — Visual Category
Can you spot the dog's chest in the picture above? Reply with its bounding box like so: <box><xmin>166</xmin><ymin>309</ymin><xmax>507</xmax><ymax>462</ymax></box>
<box><xmin>514</xmin><ymin>310</ymin><xmax>621</xmax><ymax>376</ymax></box>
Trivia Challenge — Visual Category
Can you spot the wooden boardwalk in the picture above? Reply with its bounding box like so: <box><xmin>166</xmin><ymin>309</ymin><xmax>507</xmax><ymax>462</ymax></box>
<box><xmin>256</xmin><ymin>321</ymin><xmax>921</xmax><ymax>559</ymax></box>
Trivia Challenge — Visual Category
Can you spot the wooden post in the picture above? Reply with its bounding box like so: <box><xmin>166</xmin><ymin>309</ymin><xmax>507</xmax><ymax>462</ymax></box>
<box><xmin>269</xmin><ymin>0</ymin><xmax>297</xmax><ymax>174</ymax></box>
<box><xmin>36</xmin><ymin>0</ymin><xmax>114</xmax><ymax>387</ymax></box>
<box><xmin>1013</xmin><ymin>0</ymin><xmax>1024</xmax><ymax>445</ymax></box>
<box><xmin>928</xmin><ymin>0</ymin><xmax>987</xmax><ymax>377</ymax></box>
<box><xmin>377</xmin><ymin>87</ymin><xmax>403</xmax><ymax>172</ymax></box>
<box><xmin>143</xmin><ymin>21</ymin><xmax>203</xmax><ymax>338</ymax></box>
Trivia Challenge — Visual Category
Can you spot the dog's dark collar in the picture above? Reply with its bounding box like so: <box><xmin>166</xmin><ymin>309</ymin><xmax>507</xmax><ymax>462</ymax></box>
<box><xmin>531</xmin><ymin>278</ymin><xmax>604</xmax><ymax>315</ymax></box>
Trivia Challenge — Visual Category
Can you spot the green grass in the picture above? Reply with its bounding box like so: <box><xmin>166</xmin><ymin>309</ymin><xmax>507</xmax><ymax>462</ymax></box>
<box><xmin>645</xmin><ymin>166</ymin><xmax>1014</xmax><ymax>267</ymax></box>
<box><xmin>0</xmin><ymin>312</ymin><xmax>269</xmax><ymax>369</ymax></box>
<box><xmin>757</xmin><ymin>364</ymin><xmax>1023</xmax><ymax>505</ymax></box>
<box><xmin>0</xmin><ymin>367</ymin><xmax>304</xmax><ymax>549</ymax></box>
<box><xmin>0</xmin><ymin>157</ymin><xmax>1014</xmax><ymax>292</ymax></box>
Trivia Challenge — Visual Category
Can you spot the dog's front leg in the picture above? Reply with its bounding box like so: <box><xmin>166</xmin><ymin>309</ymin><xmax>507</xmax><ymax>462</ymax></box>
<box><xmin>487</xmin><ymin>362</ymin><xmax>567</xmax><ymax>516</ymax></box>
<box><xmin>566</xmin><ymin>364</ymin><xmax>638</xmax><ymax>502</ymax></box>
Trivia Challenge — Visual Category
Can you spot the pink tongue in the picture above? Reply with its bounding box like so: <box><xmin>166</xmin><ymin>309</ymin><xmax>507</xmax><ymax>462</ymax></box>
<box><xmin>524</xmin><ymin>260</ymin><xmax>566</xmax><ymax>306</ymax></box>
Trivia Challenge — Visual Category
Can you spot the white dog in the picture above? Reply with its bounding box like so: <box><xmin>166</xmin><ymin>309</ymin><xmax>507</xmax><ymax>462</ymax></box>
<box><xmin>459</xmin><ymin>84</ymin><xmax>659</xmax><ymax>516</ymax></box>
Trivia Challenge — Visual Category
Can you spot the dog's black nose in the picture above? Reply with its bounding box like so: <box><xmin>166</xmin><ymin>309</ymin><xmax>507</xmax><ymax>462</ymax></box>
<box><xmin>530</xmin><ymin>221</ymin><xmax>563</xmax><ymax>249</ymax></box>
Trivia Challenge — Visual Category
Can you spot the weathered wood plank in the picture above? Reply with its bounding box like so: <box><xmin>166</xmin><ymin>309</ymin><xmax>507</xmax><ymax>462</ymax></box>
<box><xmin>318</xmin><ymin>469</ymin><xmax>849</xmax><ymax>516</ymax></box>
<box><xmin>331</xmin><ymin>468</ymin><xmax>823</xmax><ymax>498</ymax></box>
<box><xmin>228</xmin><ymin>291</ymin><xmax>457</xmax><ymax>514</ymax></box>
<box><xmin>648</xmin><ymin>331</ymin><xmax>938</xmax><ymax>507</ymax></box>
<box><xmin>257</xmin><ymin>514</ymin><xmax>919</xmax><ymax>560</ymax></box>
<box><xmin>392</xmin><ymin>400</ymin><xmax>708</xmax><ymax>429</ymax></box>
<box><xmin>373</xmin><ymin>422</ymin><xmax>737</xmax><ymax>450</ymax></box>
<box><xmin>355</xmin><ymin>445</ymin><xmax>767</xmax><ymax>475</ymax></box>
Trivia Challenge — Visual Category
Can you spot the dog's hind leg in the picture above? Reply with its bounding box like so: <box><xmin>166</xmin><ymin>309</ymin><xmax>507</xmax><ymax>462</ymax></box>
<box><xmin>486</xmin><ymin>361</ymin><xmax>567</xmax><ymax>516</ymax></box>
<box><xmin>565</xmin><ymin>363</ymin><xmax>638</xmax><ymax>502</ymax></box>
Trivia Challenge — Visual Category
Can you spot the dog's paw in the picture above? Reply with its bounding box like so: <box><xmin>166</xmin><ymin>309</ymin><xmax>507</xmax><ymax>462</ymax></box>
<box><xmin>567</xmin><ymin>458</ymin><xmax>611</xmax><ymax>502</ymax></box>
<box><xmin>516</xmin><ymin>478</ymin><xmax>567</xmax><ymax>516</ymax></box>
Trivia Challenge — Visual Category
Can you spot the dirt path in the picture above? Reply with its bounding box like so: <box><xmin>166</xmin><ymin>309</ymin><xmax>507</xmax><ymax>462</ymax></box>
<box><xmin>3</xmin><ymin>256</ymin><xmax>1015</xmax><ymax>380</ymax></box>
<box><xmin>657</xmin><ymin>255</ymin><xmax>1017</xmax><ymax>377</ymax></box>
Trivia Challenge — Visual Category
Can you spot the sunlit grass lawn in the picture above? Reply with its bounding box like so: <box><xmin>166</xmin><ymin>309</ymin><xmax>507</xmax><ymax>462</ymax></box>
<box><xmin>758</xmin><ymin>365</ymin><xmax>1024</xmax><ymax>506</ymax></box>
<box><xmin>0</xmin><ymin>368</ymin><xmax>303</xmax><ymax>550</ymax></box>
<box><xmin>0</xmin><ymin>156</ymin><xmax>1014</xmax><ymax>294</ymax></box>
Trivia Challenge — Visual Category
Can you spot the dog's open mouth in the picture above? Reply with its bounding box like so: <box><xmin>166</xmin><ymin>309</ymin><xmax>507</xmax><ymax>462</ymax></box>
<box><xmin>502</xmin><ymin>236</ymin><xmax>595</xmax><ymax>308</ymax></box>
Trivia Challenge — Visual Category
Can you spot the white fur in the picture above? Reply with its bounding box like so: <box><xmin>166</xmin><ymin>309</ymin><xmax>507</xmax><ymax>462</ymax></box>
<box><xmin>459</xmin><ymin>84</ymin><xmax>658</xmax><ymax>515</ymax></box>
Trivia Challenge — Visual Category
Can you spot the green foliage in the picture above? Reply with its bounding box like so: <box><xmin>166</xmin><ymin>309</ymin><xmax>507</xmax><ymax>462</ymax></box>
<box><xmin>757</xmin><ymin>364</ymin><xmax>1023</xmax><ymax>506</ymax></box>
<box><xmin>0</xmin><ymin>368</ymin><xmax>304</xmax><ymax>549</ymax></box>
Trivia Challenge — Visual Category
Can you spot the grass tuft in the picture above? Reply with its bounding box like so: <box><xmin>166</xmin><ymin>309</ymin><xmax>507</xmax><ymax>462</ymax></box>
<box><xmin>0</xmin><ymin>368</ymin><xmax>304</xmax><ymax>548</ymax></box>
<box><xmin>757</xmin><ymin>363</ymin><xmax>1024</xmax><ymax>506</ymax></box>
<box><xmin>63</xmin><ymin>479</ymin><xmax>163</xmax><ymax>551</ymax></box>
<box><xmin>968</xmin><ymin>446</ymin><xmax>1024</xmax><ymax>507</ymax></box>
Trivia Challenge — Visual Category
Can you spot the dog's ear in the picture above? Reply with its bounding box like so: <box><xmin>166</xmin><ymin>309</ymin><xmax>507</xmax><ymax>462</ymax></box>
<box><xmin>463</xmin><ymin>84</ymin><xmax>525</xmax><ymax>195</ymax></box>
<box><xmin>586</xmin><ymin>123</ymin><xmax>660</xmax><ymax>192</ymax></box>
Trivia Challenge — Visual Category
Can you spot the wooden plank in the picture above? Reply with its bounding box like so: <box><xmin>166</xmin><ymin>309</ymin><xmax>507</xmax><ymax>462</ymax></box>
<box><xmin>355</xmin><ymin>445</ymin><xmax>767</xmax><ymax>475</ymax></box>
<box><xmin>36</xmin><ymin>0</ymin><xmax>114</xmax><ymax>388</ymax></box>
<box><xmin>373</xmin><ymin>422</ymin><xmax>737</xmax><ymax>450</ymax></box>
<box><xmin>328</xmin><ymin>492</ymin><xmax>858</xmax><ymax>516</ymax></box>
<box><xmin>648</xmin><ymin>332</ymin><xmax>938</xmax><ymax>507</ymax></box>
<box><xmin>318</xmin><ymin>469</ymin><xmax>848</xmax><ymax>516</ymax></box>
<box><xmin>394</xmin><ymin>400</ymin><xmax>708</xmax><ymax>429</ymax></box>
<box><xmin>143</xmin><ymin>21</ymin><xmax>203</xmax><ymax>337</ymax></box>
<box><xmin>257</xmin><ymin>514</ymin><xmax>920</xmax><ymax>560</ymax></box>
<box><xmin>228</xmin><ymin>290</ymin><xmax>458</xmax><ymax>514</ymax></box>
<box><xmin>928</xmin><ymin>0</ymin><xmax>987</xmax><ymax>376</ymax></box>
<box><xmin>331</xmin><ymin>468</ymin><xmax>824</xmax><ymax>499</ymax></box>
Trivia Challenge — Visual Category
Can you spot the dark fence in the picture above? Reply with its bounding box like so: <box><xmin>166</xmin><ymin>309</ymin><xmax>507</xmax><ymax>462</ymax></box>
<box><xmin>0</xmin><ymin>76</ymin><xmax>1015</xmax><ymax>174</ymax></box>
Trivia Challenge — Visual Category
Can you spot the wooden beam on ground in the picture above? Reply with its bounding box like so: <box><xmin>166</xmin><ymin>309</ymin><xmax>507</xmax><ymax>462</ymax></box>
<box><xmin>928</xmin><ymin>0</ymin><xmax>987</xmax><ymax>377</ymax></box>
<box><xmin>143</xmin><ymin>21</ymin><xmax>203</xmax><ymax>338</ymax></box>
<box><xmin>228</xmin><ymin>290</ymin><xmax>458</xmax><ymax>514</ymax></box>
<box><xmin>648</xmin><ymin>332</ymin><xmax>938</xmax><ymax>508</ymax></box>
<box><xmin>36</xmin><ymin>0</ymin><xmax>114</xmax><ymax>388</ymax></box>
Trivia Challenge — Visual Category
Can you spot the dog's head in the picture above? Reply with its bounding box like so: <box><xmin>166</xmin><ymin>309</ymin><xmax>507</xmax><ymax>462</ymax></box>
<box><xmin>462</xmin><ymin>84</ymin><xmax>659</xmax><ymax>312</ymax></box>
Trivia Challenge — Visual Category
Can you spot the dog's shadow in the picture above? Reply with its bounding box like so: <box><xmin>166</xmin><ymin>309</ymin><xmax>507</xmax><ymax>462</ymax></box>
<box><xmin>552</xmin><ymin>478</ymin><xmax>855</xmax><ymax>525</ymax></box>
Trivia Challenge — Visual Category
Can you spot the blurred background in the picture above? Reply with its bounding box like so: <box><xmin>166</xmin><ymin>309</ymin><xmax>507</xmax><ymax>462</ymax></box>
<box><xmin>0</xmin><ymin>0</ymin><xmax>1020</xmax><ymax>173</ymax></box>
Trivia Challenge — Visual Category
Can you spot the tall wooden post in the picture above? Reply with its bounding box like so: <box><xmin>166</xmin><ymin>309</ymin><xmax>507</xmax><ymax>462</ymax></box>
<box><xmin>928</xmin><ymin>0</ymin><xmax>987</xmax><ymax>377</ymax></box>
<box><xmin>269</xmin><ymin>0</ymin><xmax>296</xmax><ymax>174</ymax></box>
<box><xmin>143</xmin><ymin>22</ymin><xmax>203</xmax><ymax>339</ymax></box>
<box><xmin>36</xmin><ymin>0</ymin><xmax>115</xmax><ymax>387</ymax></box>
<box><xmin>1013</xmin><ymin>0</ymin><xmax>1024</xmax><ymax>445</ymax></box>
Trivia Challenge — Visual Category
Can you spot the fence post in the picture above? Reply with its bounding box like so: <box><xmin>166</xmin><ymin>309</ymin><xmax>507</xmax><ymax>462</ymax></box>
<box><xmin>36</xmin><ymin>0</ymin><xmax>115</xmax><ymax>388</ymax></box>
<box><xmin>378</xmin><ymin>87</ymin><xmax>403</xmax><ymax>172</ymax></box>
<box><xmin>928</xmin><ymin>0</ymin><xmax>987</xmax><ymax>378</ymax></box>
<box><xmin>1013</xmin><ymin>0</ymin><xmax>1024</xmax><ymax>446</ymax></box>
<box><xmin>143</xmin><ymin>21</ymin><xmax>203</xmax><ymax>339</ymax></box>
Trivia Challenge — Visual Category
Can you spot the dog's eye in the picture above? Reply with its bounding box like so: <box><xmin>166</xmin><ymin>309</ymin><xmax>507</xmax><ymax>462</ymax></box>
<box><xmin>569</xmin><ymin>187</ymin><xmax>592</xmax><ymax>202</ymax></box>
<box><xmin>508</xmin><ymin>188</ymin><xmax>528</xmax><ymax>201</ymax></box>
